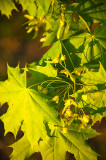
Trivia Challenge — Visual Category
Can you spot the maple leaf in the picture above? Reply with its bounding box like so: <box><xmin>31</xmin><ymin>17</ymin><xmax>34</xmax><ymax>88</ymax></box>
<box><xmin>0</xmin><ymin>0</ymin><xmax>17</xmax><ymax>18</ymax></box>
<box><xmin>91</xmin><ymin>110</ymin><xmax>106</xmax><ymax>125</ymax></box>
<box><xmin>70</xmin><ymin>23</ymin><xmax>106</xmax><ymax>64</ymax></box>
<box><xmin>75</xmin><ymin>64</ymin><xmax>106</xmax><ymax>124</ymax></box>
<box><xmin>10</xmin><ymin>124</ymin><xmax>99</xmax><ymax>160</ymax></box>
<box><xmin>39</xmin><ymin>41</ymin><xmax>62</xmax><ymax>65</ymax></box>
<box><xmin>28</xmin><ymin>63</ymin><xmax>57</xmax><ymax>81</ymax></box>
<box><xmin>10</xmin><ymin>135</ymin><xmax>36</xmax><ymax>160</ymax></box>
<box><xmin>39</xmin><ymin>124</ymin><xmax>99</xmax><ymax>160</ymax></box>
<box><xmin>17</xmin><ymin>0</ymin><xmax>37</xmax><ymax>16</ymax></box>
<box><xmin>93</xmin><ymin>22</ymin><xmax>106</xmax><ymax>49</ymax></box>
<box><xmin>36</xmin><ymin>0</ymin><xmax>52</xmax><ymax>17</ymax></box>
<box><xmin>78</xmin><ymin>0</ymin><xmax>106</xmax><ymax>23</ymax></box>
<box><xmin>0</xmin><ymin>64</ymin><xmax>60</xmax><ymax>146</ymax></box>
<box><xmin>81</xmin><ymin>63</ymin><xmax>106</xmax><ymax>85</ymax></box>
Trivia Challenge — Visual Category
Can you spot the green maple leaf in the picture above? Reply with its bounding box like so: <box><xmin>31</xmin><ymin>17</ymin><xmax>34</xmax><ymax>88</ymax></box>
<box><xmin>39</xmin><ymin>40</ymin><xmax>62</xmax><ymax>65</ymax></box>
<box><xmin>0</xmin><ymin>0</ymin><xmax>17</xmax><ymax>18</ymax></box>
<box><xmin>10</xmin><ymin>135</ymin><xmax>36</xmax><ymax>160</ymax></box>
<box><xmin>80</xmin><ymin>63</ymin><xmax>106</xmax><ymax>108</ymax></box>
<box><xmin>36</xmin><ymin>0</ymin><xmax>52</xmax><ymax>17</ymax></box>
<box><xmin>10</xmin><ymin>124</ymin><xmax>99</xmax><ymax>160</ymax></box>
<box><xmin>76</xmin><ymin>0</ymin><xmax>106</xmax><ymax>23</ymax></box>
<box><xmin>88</xmin><ymin>90</ymin><xmax>106</xmax><ymax>108</ymax></box>
<box><xmin>0</xmin><ymin>64</ymin><xmax>60</xmax><ymax>146</ymax></box>
<box><xmin>93</xmin><ymin>22</ymin><xmax>106</xmax><ymax>49</ymax></box>
<box><xmin>17</xmin><ymin>0</ymin><xmax>37</xmax><ymax>16</ymax></box>
<box><xmin>70</xmin><ymin>23</ymin><xmax>106</xmax><ymax>64</ymax></box>
<box><xmin>37</xmin><ymin>0</ymin><xmax>52</xmax><ymax>11</ymax></box>
<box><xmin>81</xmin><ymin>63</ymin><xmax>106</xmax><ymax>85</ymax></box>
<box><xmin>39</xmin><ymin>124</ymin><xmax>99</xmax><ymax>160</ymax></box>
<box><xmin>41</xmin><ymin>18</ymin><xmax>60</xmax><ymax>47</ymax></box>
<box><xmin>91</xmin><ymin>111</ymin><xmax>106</xmax><ymax>125</ymax></box>
<box><xmin>75</xmin><ymin>64</ymin><xmax>106</xmax><ymax>123</ymax></box>
<box><xmin>28</xmin><ymin>63</ymin><xmax>57</xmax><ymax>83</ymax></box>
<box><xmin>81</xmin><ymin>0</ymin><xmax>106</xmax><ymax>22</ymax></box>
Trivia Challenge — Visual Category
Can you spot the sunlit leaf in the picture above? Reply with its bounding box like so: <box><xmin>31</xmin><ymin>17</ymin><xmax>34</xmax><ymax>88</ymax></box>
<box><xmin>36</xmin><ymin>0</ymin><xmax>52</xmax><ymax>17</ymax></box>
<box><xmin>18</xmin><ymin>0</ymin><xmax>37</xmax><ymax>16</ymax></box>
<box><xmin>0</xmin><ymin>0</ymin><xmax>17</xmax><ymax>18</ymax></box>
<box><xmin>69</xmin><ymin>24</ymin><xmax>106</xmax><ymax>64</ymax></box>
<box><xmin>39</xmin><ymin>41</ymin><xmax>62</xmax><ymax>65</ymax></box>
<box><xmin>39</xmin><ymin>125</ymin><xmax>99</xmax><ymax>160</ymax></box>
<box><xmin>0</xmin><ymin>65</ymin><xmax>60</xmax><ymax>146</ymax></box>
<box><xmin>10</xmin><ymin>135</ymin><xmax>36</xmax><ymax>160</ymax></box>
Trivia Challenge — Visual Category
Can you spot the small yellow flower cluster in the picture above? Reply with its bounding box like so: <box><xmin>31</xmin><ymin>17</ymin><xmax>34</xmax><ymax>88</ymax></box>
<box><xmin>52</xmin><ymin>95</ymin><xmax>59</xmax><ymax>104</ymax></box>
<box><xmin>60</xmin><ymin>69</ymin><xmax>75</xmax><ymax>82</ymax></box>
<box><xmin>60</xmin><ymin>98</ymin><xmax>77</xmax><ymax>129</ymax></box>
<box><xmin>60</xmin><ymin>69</ymin><xmax>70</xmax><ymax>77</ymax></box>
<box><xmin>38</xmin><ymin>85</ymin><xmax>48</xmax><ymax>94</ymax></box>
<box><xmin>45</xmin><ymin>54</ymin><xmax>66</xmax><ymax>65</ymax></box>
<box><xmin>79</xmin><ymin>115</ymin><xmax>89</xmax><ymax>129</ymax></box>
<box><xmin>75</xmin><ymin>66</ymin><xmax>88</xmax><ymax>76</ymax></box>
<box><xmin>61</xmin><ymin>55</ymin><xmax>66</xmax><ymax>61</ymax></box>
<box><xmin>60</xmin><ymin>97</ymin><xmax>90</xmax><ymax>131</ymax></box>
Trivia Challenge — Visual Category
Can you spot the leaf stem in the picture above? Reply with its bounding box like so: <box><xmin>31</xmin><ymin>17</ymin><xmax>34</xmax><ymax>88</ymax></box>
<box><xmin>73</xmin><ymin>78</ymin><xmax>76</xmax><ymax>94</ymax></box>
<box><xmin>79</xmin><ymin>15</ymin><xmax>91</xmax><ymax>33</ymax></box>
<box><xmin>61</xmin><ymin>41</ymin><xmax>75</xmax><ymax>69</ymax></box>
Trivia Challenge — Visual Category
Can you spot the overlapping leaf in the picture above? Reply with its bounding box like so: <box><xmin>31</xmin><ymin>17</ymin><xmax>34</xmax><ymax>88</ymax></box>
<box><xmin>80</xmin><ymin>63</ymin><xmax>106</xmax><ymax>109</ymax></box>
<box><xmin>39</xmin><ymin>125</ymin><xmax>99</xmax><ymax>160</ymax></box>
<box><xmin>87</xmin><ymin>0</ymin><xmax>106</xmax><ymax>22</ymax></box>
<box><xmin>36</xmin><ymin>0</ymin><xmax>52</xmax><ymax>17</ymax></box>
<box><xmin>0</xmin><ymin>64</ymin><xmax>60</xmax><ymax>146</ymax></box>
<box><xmin>69</xmin><ymin>23</ymin><xmax>106</xmax><ymax>64</ymax></box>
<box><xmin>10</xmin><ymin>135</ymin><xmax>36</xmax><ymax>160</ymax></box>
<box><xmin>81</xmin><ymin>63</ymin><xmax>106</xmax><ymax>85</ymax></box>
<box><xmin>76</xmin><ymin>0</ymin><xmax>106</xmax><ymax>22</ymax></box>
<box><xmin>91</xmin><ymin>109</ymin><xmax>106</xmax><ymax>125</ymax></box>
<box><xmin>10</xmin><ymin>124</ymin><xmax>99</xmax><ymax>160</ymax></box>
<box><xmin>39</xmin><ymin>40</ymin><xmax>62</xmax><ymax>65</ymax></box>
<box><xmin>42</xmin><ymin>20</ymin><xmax>60</xmax><ymax>47</ymax></box>
<box><xmin>17</xmin><ymin>0</ymin><xmax>37</xmax><ymax>16</ymax></box>
<box><xmin>93</xmin><ymin>22</ymin><xmax>106</xmax><ymax>49</ymax></box>
<box><xmin>0</xmin><ymin>0</ymin><xmax>17</xmax><ymax>18</ymax></box>
<box><xmin>28</xmin><ymin>63</ymin><xmax>57</xmax><ymax>84</ymax></box>
<box><xmin>75</xmin><ymin>64</ymin><xmax>106</xmax><ymax>123</ymax></box>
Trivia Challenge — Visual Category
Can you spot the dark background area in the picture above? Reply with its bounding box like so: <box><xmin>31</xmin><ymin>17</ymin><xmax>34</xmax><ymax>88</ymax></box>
<box><xmin>0</xmin><ymin>4</ymin><xmax>106</xmax><ymax>160</ymax></box>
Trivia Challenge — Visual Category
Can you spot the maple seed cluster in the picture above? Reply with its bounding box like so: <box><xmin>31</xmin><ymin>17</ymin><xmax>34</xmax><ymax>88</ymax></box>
<box><xmin>60</xmin><ymin>98</ymin><xmax>90</xmax><ymax>131</ymax></box>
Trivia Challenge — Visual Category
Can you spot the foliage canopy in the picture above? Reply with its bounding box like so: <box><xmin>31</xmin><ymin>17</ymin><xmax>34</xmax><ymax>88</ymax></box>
<box><xmin>0</xmin><ymin>0</ymin><xmax>106</xmax><ymax>160</ymax></box>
